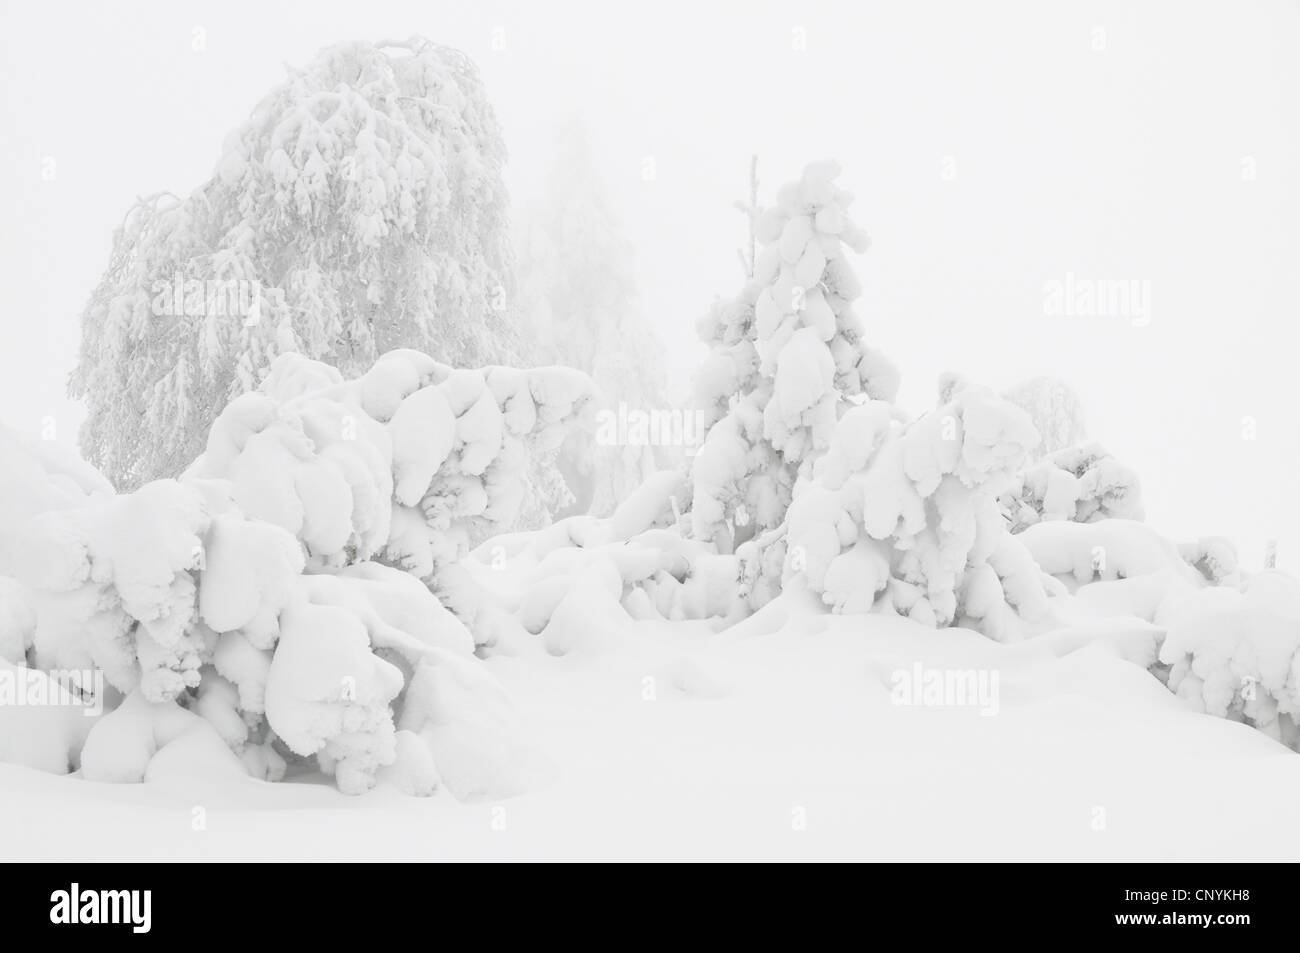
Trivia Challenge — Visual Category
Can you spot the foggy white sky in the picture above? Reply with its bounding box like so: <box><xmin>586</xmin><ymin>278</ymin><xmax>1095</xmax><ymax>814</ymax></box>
<box><xmin>2</xmin><ymin>0</ymin><xmax>1297</xmax><ymax>568</ymax></box>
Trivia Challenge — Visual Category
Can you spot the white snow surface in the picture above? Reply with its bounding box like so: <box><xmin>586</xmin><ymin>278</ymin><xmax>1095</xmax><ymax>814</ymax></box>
<box><xmin>5</xmin><ymin>590</ymin><xmax>1300</xmax><ymax>860</ymax></box>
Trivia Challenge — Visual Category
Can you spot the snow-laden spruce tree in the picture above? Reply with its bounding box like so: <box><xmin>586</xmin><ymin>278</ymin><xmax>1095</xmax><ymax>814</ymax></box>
<box><xmin>5</xmin><ymin>470</ymin><xmax>464</xmax><ymax>795</ymax></box>
<box><xmin>516</xmin><ymin>119</ymin><xmax>669</xmax><ymax>517</ymax></box>
<box><xmin>71</xmin><ymin>37</ymin><xmax>519</xmax><ymax>490</ymax></box>
<box><xmin>688</xmin><ymin>162</ymin><xmax>1058</xmax><ymax>636</ymax></box>
<box><xmin>1001</xmin><ymin>376</ymin><xmax>1087</xmax><ymax>458</ymax></box>
<box><xmin>690</xmin><ymin>160</ymin><xmax>900</xmax><ymax>554</ymax></box>
<box><xmin>778</xmin><ymin>378</ymin><xmax>1057</xmax><ymax>640</ymax></box>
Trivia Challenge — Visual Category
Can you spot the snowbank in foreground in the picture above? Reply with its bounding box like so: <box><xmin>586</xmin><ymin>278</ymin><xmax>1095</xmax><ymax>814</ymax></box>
<box><xmin>4</xmin><ymin>603</ymin><xmax>1299</xmax><ymax>861</ymax></box>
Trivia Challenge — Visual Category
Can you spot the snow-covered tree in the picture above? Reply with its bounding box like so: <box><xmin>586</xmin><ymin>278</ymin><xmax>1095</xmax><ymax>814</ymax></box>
<box><xmin>185</xmin><ymin>349</ymin><xmax>595</xmax><ymax>595</ymax></box>
<box><xmin>1159</xmin><ymin>572</ymin><xmax>1300</xmax><ymax>747</ymax></box>
<box><xmin>690</xmin><ymin>160</ymin><xmax>900</xmax><ymax>553</ymax></box>
<box><xmin>687</xmin><ymin>162</ymin><xmax>1060</xmax><ymax>637</ymax></box>
<box><xmin>516</xmin><ymin>119</ymin><xmax>669</xmax><ymax>517</ymax></box>
<box><xmin>1001</xmin><ymin>376</ymin><xmax>1087</xmax><ymax>458</ymax></box>
<box><xmin>71</xmin><ymin>37</ymin><xmax>520</xmax><ymax>490</ymax></box>
<box><xmin>1001</xmin><ymin>441</ymin><xmax>1144</xmax><ymax>533</ymax></box>
<box><xmin>774</xmin><ymin>379</ymin><xmax>1058</xmax><ymax>640</ymax></box>
<box><xmin>3</xmin><ymin>346</ymin><xmax>593</xmax><ymax>795</ymax></box>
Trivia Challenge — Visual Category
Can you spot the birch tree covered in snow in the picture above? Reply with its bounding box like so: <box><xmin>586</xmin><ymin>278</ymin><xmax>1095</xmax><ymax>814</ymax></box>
<box><xmin>71</xmin><ymin>38</ymin><xmax>520</xmax><ymax>490</ymax></box>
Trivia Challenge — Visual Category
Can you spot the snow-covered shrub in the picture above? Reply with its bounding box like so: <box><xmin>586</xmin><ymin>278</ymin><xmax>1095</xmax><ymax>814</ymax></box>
<box><xmin>186</xmin><ymin>348</ymin><xmax>595</xmax><ymax>580</ymax></box>
<box><xmin>1000</xmin><ymin>441</ymin><xmax>1143</xmax><ymax>532</ymax></box>
<box><xmin>774</xmin><ymin>381</ymin><xmax>1058</xmax><ymax>641</ymax></box>
<box><xmin>1008</xmin><ymin>446</ymin><xmax>1239</xmax><ymax>588</ymax></box>
<box><xmin>0</xmin><ymin>423</ymin><xmax>114</xmax><ymax>669</ymax></box>
<box><xmin>691</xmin><ymin>160</ymin><xmax>899</xmax><ymax>553</ymax></box>
<box><xmin>71</xmin><ymin>37</ymin><xmax>522</xmax><ymax>490</ymax></box>
<box><xmin>4</xmin><ymin>465</ymin><xmax>519</xmax><ymax>794</ymax></box>
<box><xmin>453</xmin><ymin>469</ymin><xmax>748</xmax><ymax>654</ymax></box>
<box><xmin>2</xmin><ymin>473</ymin><xmax>389</xmax><ymax>792</ymax></box>
<box><xmin>9</xmin><ymin>477</ymin><xmax>228</xmax><ymax>701</ymax></box>
<box><xmin>1157</xmin><ymin>572</ymin><xmax>1300</xmax><ymax>748</ymax></box>
<box><xmin>1</xmin><ymin>347</ymin><xmax>588</xmax><ymax>795</ymax></box>
<box><xmin>1055</xmin><ymin>542</ymin><xmax>1296</xmax><ymax>748</ymax></box>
